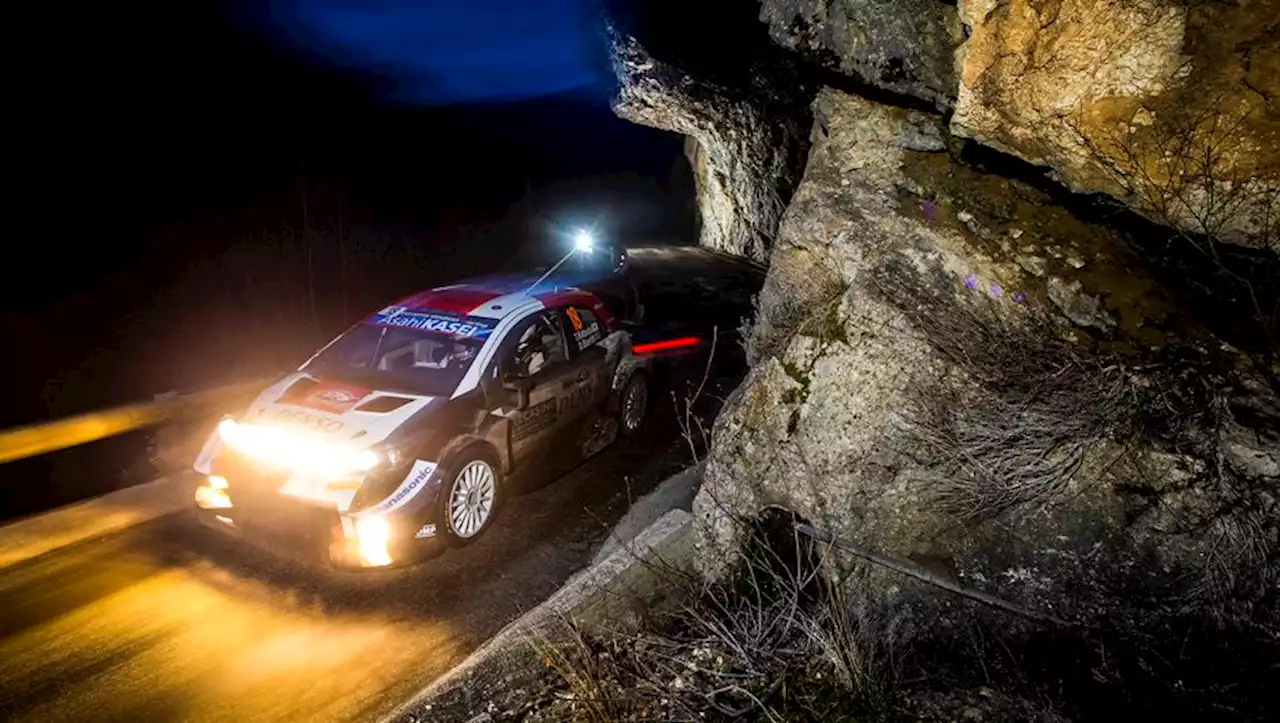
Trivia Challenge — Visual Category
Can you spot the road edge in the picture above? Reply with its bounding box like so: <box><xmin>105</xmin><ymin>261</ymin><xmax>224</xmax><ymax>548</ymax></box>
<box><xmin>384</xmin><ymin>506</ymin><xmax>695</xmax><ymax>723</ymax></box>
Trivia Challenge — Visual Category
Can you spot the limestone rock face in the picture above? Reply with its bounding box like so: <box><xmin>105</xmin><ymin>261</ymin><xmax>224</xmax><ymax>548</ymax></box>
<box><xmin>758</xmin><ymin>0</ymin><xmax>963</xmax><ymax>109</ymax></box>
<box><xmin>611</xmin><ymin>35</ymin><xmax>811</xmax><ymax>263</ymax></box>
<box><xmin>694</xmin><ymin>87</ymin><xmax>1280</xmax><ymax>631</ymax></box>
<box><xmin>951</xmin><ymin>0</ymin><xmax>1280</xmax><ymax>246</ymax></box>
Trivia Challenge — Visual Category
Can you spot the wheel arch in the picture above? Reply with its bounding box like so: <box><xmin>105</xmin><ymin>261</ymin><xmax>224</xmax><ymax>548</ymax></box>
<box><xmin>438</xmin><ymin>434</ymin><xmax>504</xmax><ymax>475</ymax></box>
<box><xmin>607</xmin><ymin>365</ymin><xmax>649</xmax><ymax>416</ymax></box>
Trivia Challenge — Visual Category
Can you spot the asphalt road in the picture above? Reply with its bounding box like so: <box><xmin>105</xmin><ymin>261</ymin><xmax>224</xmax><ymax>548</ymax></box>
<box><xmin>0</xmin><ymin>245</ymin><xmax>763</xmax><ymax>723</ymax></box>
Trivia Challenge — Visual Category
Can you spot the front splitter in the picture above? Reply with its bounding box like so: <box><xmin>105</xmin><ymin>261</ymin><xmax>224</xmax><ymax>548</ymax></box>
<box><xmin>194</xmin><ymin>505</ymin><xmax>443</xmax><ymax>571</ymax></box>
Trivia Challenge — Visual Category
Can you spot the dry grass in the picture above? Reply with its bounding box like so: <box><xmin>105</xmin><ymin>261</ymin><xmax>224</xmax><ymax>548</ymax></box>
<box><xmin>906</xmin><ymin>323</ymin><xmax>1138</xmax><ymax>519</ymax></box>
<box><xmin>526</xmin><ymin>513</ymin><xmax>905</xmax><ymax>722</ymax></box>
<box><xmin>872</xmin><ymin>257</ymin><xmax>1244</xmax><ymax>514</ymax></box>
<box><xmin>876</xmin><ymin>262</ymin><xmax>1147</xmax><ymax>519</ymax></box>
<box><xmin>873</xmin><ymin>258</ymin><xmax>1279</xmax><ymax>618</ymax></box>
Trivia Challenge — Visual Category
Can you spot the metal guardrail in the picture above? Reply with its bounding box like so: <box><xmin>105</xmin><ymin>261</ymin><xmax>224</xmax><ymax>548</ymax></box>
<box><xmin>0</xmin><ymin>378</ymin><xmax>273</xmax><ymax>465</ymax></box>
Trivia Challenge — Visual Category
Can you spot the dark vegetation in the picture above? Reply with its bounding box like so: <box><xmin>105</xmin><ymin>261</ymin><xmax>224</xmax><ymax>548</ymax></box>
<box><xmin>520</xmin><ymin>506</ymin><xmax>1277</xmax><ymax>722</ymax></box>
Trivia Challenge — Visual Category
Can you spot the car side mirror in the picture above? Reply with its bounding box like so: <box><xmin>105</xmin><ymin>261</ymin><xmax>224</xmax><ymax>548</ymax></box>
<box><xmin>502</xmin><ymin>376</ymin><xmax>533</xmax><ymax>411</ymax></box>
<box><xmin>480</xmin><ymin>364</ymin><xmax>516</xmax><ymax>411</ymax></box>
<box><xmin>483</xmin><ymin>361</ymin><xmax>532</xmax><ymax>411</ymax></box>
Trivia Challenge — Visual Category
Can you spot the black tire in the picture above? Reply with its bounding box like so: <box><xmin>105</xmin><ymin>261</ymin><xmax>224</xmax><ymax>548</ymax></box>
<box><xmin>434</xmin><ymin>447</ymin><xmax>504</xmax><ymax>547</ymax></box>
<box><xmin>618</xmin><ymin>372</ymin><xmax>649</xmax><ymax>437</ymax></box>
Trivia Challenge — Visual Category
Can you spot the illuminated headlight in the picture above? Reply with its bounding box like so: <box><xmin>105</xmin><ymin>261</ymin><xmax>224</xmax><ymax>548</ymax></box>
<box><xmin>354</xmin><ymin>515</ymin><xmax>392</xmax><ymax>567</ymax></box>
<box><xmin>195</xmin><ymin>476</ymin><xmax>233</xmax><ymax>509</ymax></box>
<box><xmin>217</xmin><ymin>418</ymin><xmax>382</xmax><ymax>475</ymax></box>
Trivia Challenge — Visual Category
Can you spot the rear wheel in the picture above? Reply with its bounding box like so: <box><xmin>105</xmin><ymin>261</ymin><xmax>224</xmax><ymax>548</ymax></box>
<box><xmin>618</xmin><ymin>372</ymin><xmax>649</xmax><ymax>437</ymax></box>
<box><xmin>437</xmin><ymin>450</ymin><xmax>503</xmax><ymax>546</ymax></box>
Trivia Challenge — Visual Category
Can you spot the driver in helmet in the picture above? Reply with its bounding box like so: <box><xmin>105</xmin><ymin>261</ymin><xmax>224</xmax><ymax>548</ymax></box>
<box><xmin>515</xmin><ymin>322</ymin><xmax>549</xmax><ymax>376</ymax></box>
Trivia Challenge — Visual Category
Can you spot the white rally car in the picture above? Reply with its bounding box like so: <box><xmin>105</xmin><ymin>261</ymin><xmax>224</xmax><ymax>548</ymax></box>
<box><xmin>193</xmin><ymin>275</ymin><xmax>650</xmax><ymax>569</ymax></box>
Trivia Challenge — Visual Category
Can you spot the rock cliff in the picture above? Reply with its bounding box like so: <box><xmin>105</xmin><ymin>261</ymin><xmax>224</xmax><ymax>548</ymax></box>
<box><xmin>951</xmin><ymin>0</ymin><xmax>1279</xmax><ymax>246</ymax></box>
<box><xmin>611</xmin><ymin>0</ymin><xmax>1279</xmax><ymax>712</ymax></box>
<box><xmin>753</xmin><ymin>0</ymin><xmax>1280</xmax><ymax>246</ymax></box>
<box><xmin>760</xmin><ymin>0</ymin><xmax>963</xmax><ymax>110</ymax></box>
<box><xmin>697</xmin><ymin>86</ymin><xmax>1279</xmax><ymax>631</ymax></box>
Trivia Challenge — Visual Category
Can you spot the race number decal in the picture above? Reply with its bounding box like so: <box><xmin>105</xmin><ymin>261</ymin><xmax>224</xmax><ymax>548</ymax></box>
<box><xmin>574</xmin><ymin>325</ymin><xmax>601</xmax><ymax>350</ymax></box>
<box><xmin>568</xmin><ymin>307</ymin><xmax>600</xmax><ymax>350</ymax></box>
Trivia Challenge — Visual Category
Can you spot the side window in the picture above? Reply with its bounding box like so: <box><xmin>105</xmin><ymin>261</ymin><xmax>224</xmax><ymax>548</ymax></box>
<box><xmin>505</xmin><ymin>312</ymin><xmax>568</xmax><ymax>379</ymax></box>
<box><xmin>563</xmin><ymin>305</ymin><xmax>604</xmax><ymax>352</ymax></box>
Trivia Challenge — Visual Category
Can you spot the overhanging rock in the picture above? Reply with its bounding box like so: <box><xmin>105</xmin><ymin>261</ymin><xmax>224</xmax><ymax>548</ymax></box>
<box><xmin>611</xmin><ymin>34</ymin><xmax>812</xmax><ymax>263</ymax></box>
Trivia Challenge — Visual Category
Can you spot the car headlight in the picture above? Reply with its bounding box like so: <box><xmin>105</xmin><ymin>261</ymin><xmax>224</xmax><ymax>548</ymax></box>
<box><xmin>354</xmin><ymin>515</ymin><xmax>392</xmax><ymax>567</ymax></box>
<box><xmin>217</xmin><ymin>417</ymin><xmax>384</xmax><ymax>476</ymax></box>
<box><xmin>195</xmin><ymin>475</ymin><xmax>233</xmax><ymax>510</ymax></box>
<box><xmin>349</xmin><ymin>449</ymin><xmax>381</xmax><ymax>472</ymax></box>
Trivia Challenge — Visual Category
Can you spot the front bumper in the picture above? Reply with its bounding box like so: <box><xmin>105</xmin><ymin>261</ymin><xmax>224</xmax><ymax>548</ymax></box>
<box><xmin>195</xmin><ymin>460</ymin><xmax>440</xmax><ymax>570</ymax></box>
<box><xmin>196</xmin><ymin>502</ymin><xmax>334</xmax><ymax>565</ymax></box>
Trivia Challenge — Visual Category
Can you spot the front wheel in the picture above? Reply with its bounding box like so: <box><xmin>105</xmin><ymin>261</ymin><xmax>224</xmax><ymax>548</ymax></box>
<box><xmin>437</xmin><ymin>450</ymin><xmax>503</xmax><ymax>546</ymax></box>
<box><xmin>618</xmin><ymin>372</ymin><xmax>649</xmax><ymax>437</ymax></box>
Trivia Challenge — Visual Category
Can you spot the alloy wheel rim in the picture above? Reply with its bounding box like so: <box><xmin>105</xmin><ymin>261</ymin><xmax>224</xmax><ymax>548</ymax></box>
<box><xmin>449</xmin><ymin>460</ymin><xmax>496</xmax><ymax>538</ymax></box>
<box><xmin>623</xmin><ymin>376</ymin><xmax>647</xmax><ymax>432</ymax></box>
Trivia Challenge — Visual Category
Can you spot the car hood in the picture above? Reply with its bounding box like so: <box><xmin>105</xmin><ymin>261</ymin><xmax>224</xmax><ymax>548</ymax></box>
<box><xmin>194</xmin><ymin>372</ymin><xmax>439</xmax><ymax>475</ymax></box>
<box><xmin>251</xmin><ymin>372</ymin><xmax>436</xmax><ymax>443</ymax></box>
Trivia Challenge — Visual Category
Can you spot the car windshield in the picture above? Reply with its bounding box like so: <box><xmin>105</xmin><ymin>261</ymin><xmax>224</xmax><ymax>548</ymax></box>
<box><xmin>304</xmin><ymin>321</ymin><xmax>487</xmax><ymax>397</ymax></box>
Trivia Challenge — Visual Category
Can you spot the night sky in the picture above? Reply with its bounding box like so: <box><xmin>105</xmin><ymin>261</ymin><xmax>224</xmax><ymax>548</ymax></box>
<box><xmin>4</xmin><ymin>0</ymin><xmax>692</xmax><ymax>422</ymax></box>
<box><xmin>263</xmin><ymin>0</ymin><xmax>612</xmax><ymax>104</ymax></box>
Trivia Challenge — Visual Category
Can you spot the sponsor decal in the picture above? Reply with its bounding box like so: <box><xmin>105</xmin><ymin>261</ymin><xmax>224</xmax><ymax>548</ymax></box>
<box><xmin>280</xmin><ymin>380</ymin><xmax>370</xmax><ymax>414</ymax></box>
<box><xmin>311</xmin><ymin>388</ymin><xmax>361</xmax><ymax>410</ymax></box>
<box><xmin>558</xmin><ymin>377</ymin><xmax>594</xmax><ymax>416</ymax></box>
<box><xmin>373</xmin><ymin>306</ymin><xmax>494</xmax><ymax>339</ymax></box>
<box><xmin>513</xmin><ymin>398</ymin><xmax>556</xmax><ymax>440</ymax></box>
<box><xmin>264</xmin><ymin>407</ymin><xmax>344</xmax><ymax>433</ymax></box>
<box><xmin>414</xmin><ymin>523</ymin><xmax>437</xmax><ymax>539</ymax></box>
<box><xmin>368</xmin><ymin>460</ymin><xmax>439</xmax><ymax>514</ymax></box>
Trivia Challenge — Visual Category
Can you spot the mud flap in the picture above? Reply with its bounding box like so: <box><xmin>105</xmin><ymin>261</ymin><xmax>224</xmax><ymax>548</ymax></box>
<box><xmin>580</xmin><ymin>413</ymin><xmax>618</xmax><ymax>460</ymax></box>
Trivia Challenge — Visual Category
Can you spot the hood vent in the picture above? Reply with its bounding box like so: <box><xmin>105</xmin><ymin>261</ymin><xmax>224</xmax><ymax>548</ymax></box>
<box><xmin>354</xmin><ymin>395</ymin><xmax>415</xmax><ymax>413</ymax></box>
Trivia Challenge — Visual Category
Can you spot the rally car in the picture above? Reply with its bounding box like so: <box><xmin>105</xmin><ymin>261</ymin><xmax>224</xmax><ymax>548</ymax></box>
<box><xmin>192</xmin><ymin>277</ymin><xmax>651</xmax><ymax>569</ymax></box>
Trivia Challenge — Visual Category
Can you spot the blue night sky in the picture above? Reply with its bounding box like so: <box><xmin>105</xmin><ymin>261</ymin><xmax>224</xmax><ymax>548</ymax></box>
<box><xmin>262</xmin><ymin>0</ymin><xmax>611</xmax><ymax>104</ymax></box>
